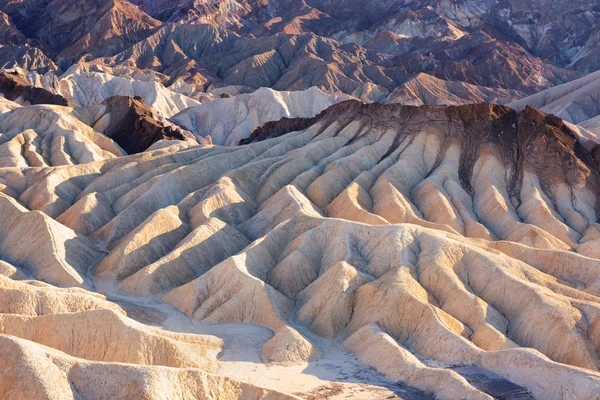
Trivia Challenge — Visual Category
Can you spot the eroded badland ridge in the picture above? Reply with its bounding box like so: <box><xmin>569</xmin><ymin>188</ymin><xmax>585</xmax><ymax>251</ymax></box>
<box><xmin>1</xmin><ymin>98</ymin><xmax>600</xmax><ymax>398</ymax></box>
<box><xmin>1</xmin><ymin>1</ymin><xmax>600</xmax><ymax>399</ymax></box>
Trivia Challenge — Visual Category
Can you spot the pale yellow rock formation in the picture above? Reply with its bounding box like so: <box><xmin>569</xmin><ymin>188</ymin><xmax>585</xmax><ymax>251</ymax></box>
<box><xmin>0</xmin><ymin>104</ymin><xmax>124</xmax><ymax>167</ymax></box>
<box><xmin>1</xmin><ymin>102</ymin><xmax>600</xmax><ymax>398</ymax></box>
<box><xmin>0</xmin><ymin>334</ymin><xmax>297</xmax><ymax>400</ymax></box>
<box><xmin>0</xmin><ymin>275</ymin><xmax>122</xmax><ymax>316</ymax></box>
<box><xmin>0</xmin><ymin>309</ymin><xmax>222</xmax><ymax>369</ymax></box>
<box><xmin>344</xmin><ymin>324</ymin><xmax>492</xmax><ymax>399</ymax></box>
<box><xmin>0</xmin><ymin>194</ymin><xmax>102</xmax><ymax>288</ymax></box>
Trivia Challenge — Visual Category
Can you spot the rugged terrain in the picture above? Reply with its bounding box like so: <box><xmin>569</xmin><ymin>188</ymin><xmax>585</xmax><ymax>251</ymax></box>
<box><xmin>0</xmin><ymin>80</ymin><xmax>205</xmax><ymax>167</ymax></box>
<box><xmin>1</xmin><ymin>1</ymin><xmax>600</xmax><ymax>399</ymax></box>
<box><xmin>171</xmin><ymin>86</ymin><xmax>352</xmax><ymax>145</ymax></box>
<box><xmin>510</xmin><ymin>69</ymin><xmax>600</xmax><ymax>137</ymax></box>
<box><xmin>1</xmin><ymin>0</ymin><xmax>598</xmax><ymax>106</ymax></box>
<box><xmin>127</xmin><ymin>0</ymin><xmax>600</xmax><ymax>74</ymax></box>
<box><xmin>1</xmin><ymin>99</ymin><xmax>600</xmax><ymax>398</ymax></box>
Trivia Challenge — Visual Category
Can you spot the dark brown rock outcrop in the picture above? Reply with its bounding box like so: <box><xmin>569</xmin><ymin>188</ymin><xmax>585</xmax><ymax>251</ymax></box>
<box><xmin>97</xmin><ymin>95</ymin><xmax>189</xmax><ymax>154</ymax></box>
<box><xmin>239</xmin><ymin>114</ymin><xmax>322</xmax><ymax>145</ymax></box>
<box><xmin>0</xmin><ymin>70</ymin><xmax>69</xmax><ymax>105</ymax></box>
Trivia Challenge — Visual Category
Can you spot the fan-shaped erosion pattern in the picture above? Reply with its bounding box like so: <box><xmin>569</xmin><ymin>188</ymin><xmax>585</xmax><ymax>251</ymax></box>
<box><xmin>1</xmin><ymin>101</ymin><xmax>600</xmax><ymax>398</ymax></box>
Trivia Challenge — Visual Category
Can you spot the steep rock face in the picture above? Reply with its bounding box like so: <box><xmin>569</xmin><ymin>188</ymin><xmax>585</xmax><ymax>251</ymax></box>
<box><xmin>477</xmin><ymin>0</ymin><xmax>600</xmax><ymax>71</ymax></box>
<box><xmin>345</xmin><ymin>7</ymin><xmax>466</xmax><ymax>45</ymax></box>
<box><xmin>2</xmin><ymin>102</ymin><xmax>600</xmax><ymax>398</ymax></box>
<box><xmin>570</xmin><ymin>25</ymin><xmax>600</xmax><ymax>73</ymax></box>
<box><xmin>74</xmin><ymin>95</ymin><xmax>197</xmax><ymax>154</ymax></box>
<box><xmin>100</xmin><ymin>25</ymin><xmax>579</xmax><ymax>97</ymax></box>
<box><xmin>0</xmin><ymin>46</ymin><xmax>58</xmax><ymax>73</ymax></box>
<box><xmin>0</xmin><ymin>71</ymin><xmax>70</xmax><ymax>106</ymax></box>
<box><xmin>133</xmin><ymin>0</ymin><xmax>270</xmax><ymax>28</ymax></box>
<box><xmin>130</xmin><ymin>0</ymin><xmax>600</xmax><ymax>74</ymax></box>
<box><xmin>131</xmin><ymin>0</ymin><xmax>331</xmax><ymax>36</ymax></box>
<box><xmin>0</xmin><ymin>12</ymin><xmax>25</xmax><ymax>45</ymax></box>
<box><xmin>313</xmin><ymin>0</ymin><xmax>600</xmax><ymax>71</ymax></box>
<box><xmin>384</xmin><ymin>29</ymin><xmax>583</xmax><ymax>95</ymax></box>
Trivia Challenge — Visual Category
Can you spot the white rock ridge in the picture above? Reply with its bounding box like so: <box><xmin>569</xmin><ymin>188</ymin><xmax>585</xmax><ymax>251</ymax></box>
<box><xmin>171</xmin><ymin>86</ymin><xmax>354</xmax><ymax>145</ymax></box>
<box><xmin>58</xmin><ymin>63</ymin><xmax>202</xmax><ymax>117</ymax></box>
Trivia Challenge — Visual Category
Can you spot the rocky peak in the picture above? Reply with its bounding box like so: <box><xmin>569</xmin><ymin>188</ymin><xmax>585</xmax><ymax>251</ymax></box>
<box><xmin>0</xmin><ymin>70</ymin><xmax>70</xmax><ymax>106</ymax></box>
<box><xmin>93</xmin><ymin>95</ymin><xmax>193</xmax><ymax>154</ymax></box>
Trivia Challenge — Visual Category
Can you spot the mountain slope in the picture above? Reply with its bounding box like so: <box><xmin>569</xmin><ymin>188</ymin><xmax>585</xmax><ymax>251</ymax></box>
<box><xmin>1</xmin><ymin>102</ymin><xmax>600</xmax><ymax>398</ymax></box>
<box><xmin>73</xmin><ymin>95</ymin><xmax>199</xmax><ymax>154</ymax></box>
<box><xmin>0</xmin><ymin>70</ymin><xmax>70</xmax><ymax>106</ymax></box>
<box><xmin>510</xmin><ymin>69</ymin><xmax>600</xmax><ymax>135</ymax></box>
<box><xmin>385</xmin><ymin>73</ymin><xmax>524</xmax><ymax>106</ymax></box>
<box><xmin>98</xmin><ymin>25</ymin><xmax>579</xmax><ymax>100</ymax></box>
<box><xmin>131</xmin><ymin>0</ymin><xmax>600</xmax><ymax>74</ymax></box>
<box><xmin>0</xmin><ymin>0</ymin><xmax>161</xmax><ymax>64</ymax></box>
<box><xmin>58</xmin><ymin>63</ymin><xmax>202</xmax><ymax>117</ymax></box>
<box><xmin>0</xmin><ymin>0</ymin><xmax>590</xmax><ymax>102</ymax></box>
<box><xmin>171</xmin><ymin>86</ymin><xmax>353</xmax><ymax>145</ymax></box>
